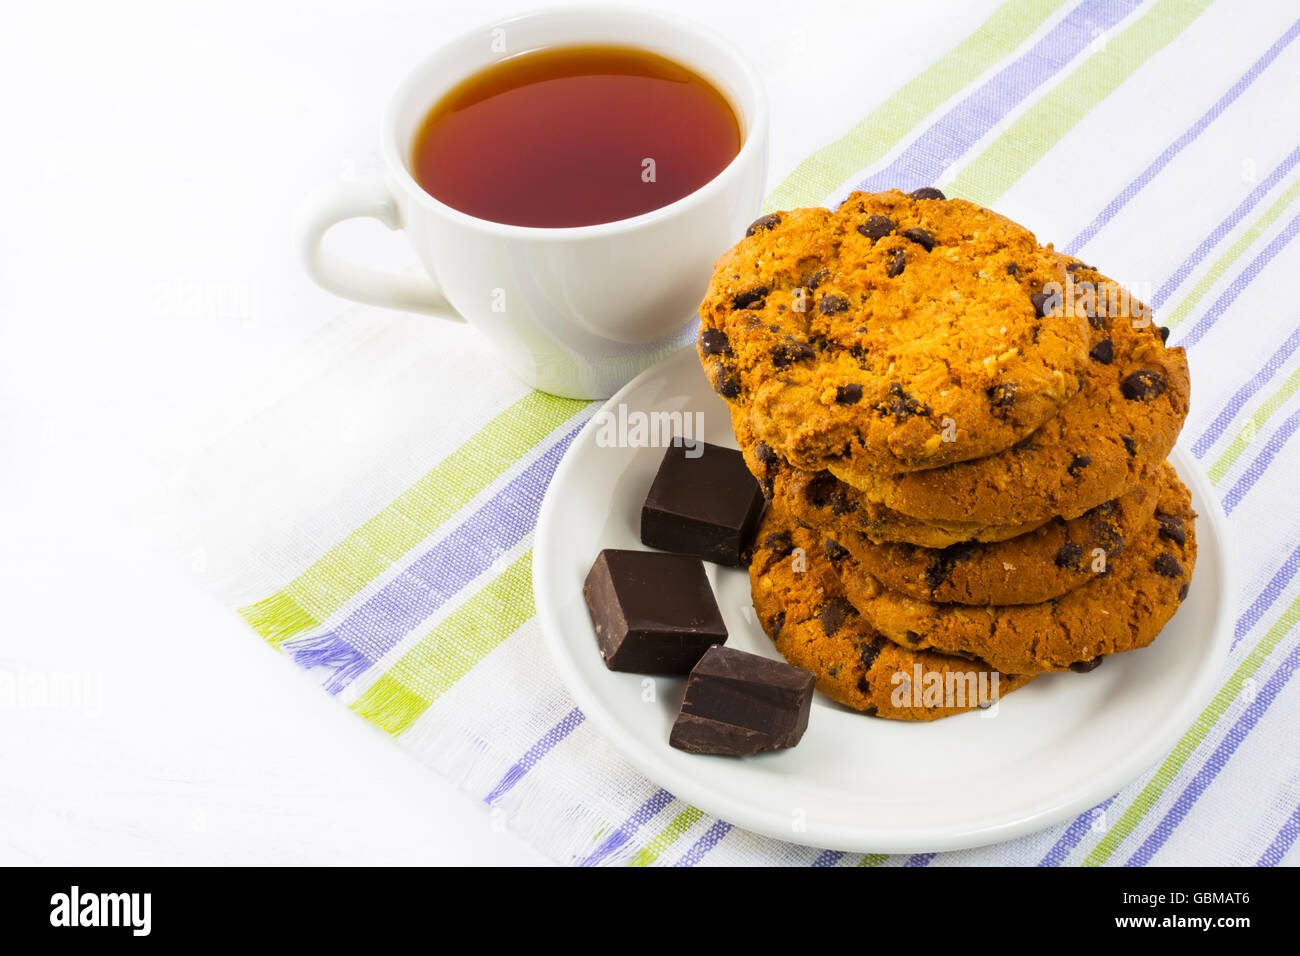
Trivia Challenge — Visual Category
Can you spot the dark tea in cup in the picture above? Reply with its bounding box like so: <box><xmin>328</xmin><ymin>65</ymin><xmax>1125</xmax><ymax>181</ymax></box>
<box><xmin>410</xmin><ymin>45</ymin><xmax>741</xmax><ymax>228</ymax></box>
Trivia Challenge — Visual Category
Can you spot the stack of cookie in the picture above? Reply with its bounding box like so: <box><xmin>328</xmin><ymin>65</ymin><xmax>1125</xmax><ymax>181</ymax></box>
<box><xmin>697</xmin><ymin>189</ymin><xmax>1193</xmax><ymax>721</ymax></box>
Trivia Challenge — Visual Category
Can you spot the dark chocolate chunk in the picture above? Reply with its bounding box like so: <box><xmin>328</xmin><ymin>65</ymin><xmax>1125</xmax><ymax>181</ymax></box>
<box><xmin>856</xmin><ymin>676</ymin><xmax>871</xmax><ymax>695</ymax></box>
<box><xmin>583</xmin><ymin>549</ymin><xmax>727</xmax><ymax>674</ymax></box>
<box><xmin>924</xmin><ymin>541</ymin><xmax>977</xmax><ymax>591</ymax></box>
<box><xmin>668</xmin><ymin>646</ymin><xmax>815</xmax><ymax>756</ymax></box>
<box><xmin>877</xmin><ymin>382</ymin><xmax>930</xmax><ymax>420</ymax></box>
<box><xmin>858</xmin><ymin>639</ymin><xmax>881</xmax><ymax>671</ymax></box>
<box><xmin>1055</xmin><ymin>542</ymin><xmax>1084</xmax><ymax>570</ymax></box>
<box><xmin>769</xmin><ymin>611</ymin><xmax>786</xmax><ymax>636</ymax></box>
<box><xmin>1122</xmin><ymin>435</ymin><xmax>1138</xmax><ymax>457</ymax></box>
<box><xmin>902</xmin><ymin>630</ymin><xmax>922</xmax><ymax>646</ymax></box>
<box><xmin>1030</xmin><ymin>288</ymin><xmax>1061</xmax><ymax>317</ymax></box>
<box><xmin>1069</xmin><ymin>657</ymin><xmax>1104</xmax><ymax>673</ymax></box>
<box><xmin>901</xmin><ymin>227</ymin><xmax>935</xmax><ymax>251</ymax></box>
<box><xmin>711</xmin><ymin>367</ymin><xmax>740</xmax><ymax>399</ymax></box>
<box><xmin>1089</xmin><ymin>338</ymin><xmax>1115</xmax><ymax>364</ymax></box>
<box><xmin>1178</xmin><ymin>583</ymin><xmax>1190</xmax><ymax>601</ymax></box>
<box><xmin>1120</xmin><ymin>369</ymin><xmax>1167</xmax><ymax>401</ymax></box>
<box><xmin>1006</xmin><ymin>262</ymin><xmax>1019</xmax><ymax>275</ymax></box>
<box><xmin>1154</xmin><ymin>552</ymin><xmax>1183</xmax><ymax>578</ymax></box>
<box><xmin>819</xmin><ymin>598</ymin><xmax>853</xmax><ymax>636</ymax></box>
<box><xmin>823</xmin><ymin>538</ymin><xmax>850</xmax><ymax>563</ymax></box>
<box><xmin>1088</xmin><ymin>311</ymin><xmax>1109</xmax><ymax>331</ymax></box>
<box><xmin>988</xmin><ymin>382</ymin><xmax>1017</xmax><ymax>407</ymax></box>
<box><xmin>857</xmin><ymin>215</ymin><xmax>895</xmax><ymax>240</ymax></box>
<box><xmin>1155</xmin><ymin>513</ymin><xmax>1186</xmax><ymax>547</ymax></box>
<box><xmin>755</xmin><ymin>442</ymin><xmax>778</xmax><ymax>467</ymax></box>
<box><xmin>763</xmin><ymin>530</ymin><xmax>794</xmax><ymax>558</ymax></box>
<box><xmin>818</xmin><ymin>294</ymin><xmax>850</xmax><ymax>315</ymax></box>
<box><xmin>745</xmin><ymin>213</ymin><xmax>780</xmax><ymax>237</ymax></box>
<box><xmin>887</xmin><ymin>248</ymin><xmax>907</xmax><ymax>277</ymax></box>
<box><xmin>772</xmin><ymin>339</ymin><xmax>816</xmax><ymax>367</ymax></box>
<box><xmin>835</xmin><ymin>383</ymin><xmax>864</xmax><ymax>405</ymax></box>
<box><xmin>908</xmin><ymin>187</ymin><xmax>945</xmax><ymax>200</ymax></box>
<box><xmin>805</xmin><ymin>268</ymin><xmax>830</xmax><ymax>289</ymax></box>
<box><xmin>1067</xmin><ymin>454</ymin><xmax>1092</xmax><ymax>478</ymax></box>
<box><xmin>641</xmin><ymin>440</ymin><xmax>766</xmax><ymax>566</ymax></box>
<box><xmin>699</xmin><ymin>328</ymin><xmax>731</xmax><ymax>356</ymax></box>
<box><xmin>1157</xmin><ymin>326</ymin><xmax>1171</xmax><ymax>343</ymax></box>
<box><xmin>732</xmin><ymin>287</ymin><xmax>768</xmax><ymax>310</ymax></box>
<box><xmin>805</xmin><ymin>472</ymin><xmax>858</xmax><ymax>515</ymax></box>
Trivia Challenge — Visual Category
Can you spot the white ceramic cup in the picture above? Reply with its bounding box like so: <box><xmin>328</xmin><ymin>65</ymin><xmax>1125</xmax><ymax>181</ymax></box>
<box><xmin>301</xmin><ymin>6</ymin><xmax>768</xmax><ymax>400</ymax></box>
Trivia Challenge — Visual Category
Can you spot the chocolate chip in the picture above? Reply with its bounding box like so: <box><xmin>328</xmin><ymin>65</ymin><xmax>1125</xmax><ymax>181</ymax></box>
<box><xmin>1065</xmin><ymin>262</ymin><xmax>1083</xmax><ymax>273</ymax></box>
<box><xmin>1155</xmin><ymin>513</ymin><xmax>1186</xmax><ymax>547</ymax></box>
<box><xmin>908</xmin><ymin>187</ymin><xmax>945</xmax><ymax>200</ymax></box>
<box><xmin>772</xmin><ymin>339</ymin><xmax>815</xmax><ymax>368</ymax></box>
<box><xmin>1154</xmin><ymin>553</ymin><xmax>1183</xmax><ymax>578</ymax></box>
<box><xmin>1006</xmin><ymin>262</ymin><xmax>1019</xmax><ymax>275</ymax></box>
<box><xmin>732</xmin><ymin>287</ymin><xmax>768</xmax><ymax>310</ymax></box>
<box><xmin>1067</xmin><ymin>454</ymin><xmax>1092</xmax><ymax>478</ymax></box>
<box><xmin>901</xmin><ymin>227</ymin><xmax>935</xmax><ymax>252</ymax></box>
<box><xmin>835</xmin><ymin>383</ymin><xmax>864</xmax><ymax>405</ymax></box>
<box><xmin>755</xmin><ymin>442</ymin><xmax>778</xmax><ymax>467</ymax></box>
<box><xmin>712</xmin><ymin>367</ymin><xmax>740</xmax><ymax>399</ymax></box>
<box><xmin>806</xmin><ymin>268</ymin><xmax>830</xmax><ymax>289</ymax></box>
<box><xmin>924</xmin><ymin>542</ymin><xmax>977</xmax><ymax>591</ymax></box>
<box><xmin>876</xmin><ymin>382</ymin><xmax>930</xmax><ymax>420</ymax></box>
<box><xmin>858</xmin><ymin>639</ymin><xmax>881</xmax><ymax>671</ymax></box>
<box><xmin>856</xmin><ymin>676</ymin><xmax>871</xmax><ymax>695</ymax></box>
<box><xmin>1157</xmin><ymin>326</ymin><xmax>1171</xmax><ymax>343</ymax></box>
<box><xmin>1088</xmin><ymin>312</ymin><xmax>1109</xmax><ymax>331</ymax></box>
<box><xmin>1030</xmin><ymin>288</ymin><xmax>1061</xmax><ymax>317</ymax></box>
<box><xmin>887</xmin><ymin>248</ymin><xmax>907</xmax><ymax>278</ymax></box>
<box><xmin>819</xmin><ymin>598</ymin><xmax>853</xmax><ymax>636</ymax></box>
<box><xmin>1069</xmin><ymin>657</ymin><xmax>1104</xmax><ymax>673</ymax></box>
<box><xmin>1089</xmin><ymin>338</ymin><xmax>1115</xmax><ymax>364</ymax></box>
<box><xmin>745</xmin><ymin>213</ymin><xmax>780</xmax><ymax>237</ymax></box>
<box><xmin>848</xmin><ymin>344</ymin><xmax>869</xmax><ymax>364</ymax></box>
<box><xmin>806</xmin><ymin>473</ymin><xmax>857</xmax><ymax>516</ymax></box>
<box><xmin>1121</xmin><ymin>369</ymin><xmax>1167</xmax><ymax>401</ymax></box>
<box><xmin>824</xmin><ymin>539</ymin><xmax>849</xmax><ymax>562</ymax></box>
<box><xmin>988</xmin><ymin>382</ymin><xmax>1017</xmax><ymax>407</ymax></box>
<box><xmin>764</xmin><ymin>530</ymin><xmax>794</xmax><ymax>557</ymax></box>
<box><xmin>1055</xmin><ymin>542</ymin><xmax>1084</xmax><ymax>570</ymax></box>
<box><xmin>818</xmin><ymin>294</ymin><xmax>850</xmax><ymax>315</ymax></box>
<box><xmin>1178</xmin><ymin>583</ymin><xmax>1190</xmax><ymax>601</ymax></box>
<box><xmin>699</xmin><ymin>328</ymin><xmax>731</xmax><ymax>356</ymax></box>
<box><xmin>1122</xmin><ymin>435</ymin><xmax>1138</xmax><ymax>457</ymax></box>
<box><xmin>902</xmin><ymin>630</ymin><xmax>922</xmax><ymax>645</ymax></box>
<box><xmin>857</xmin><ymin>215</ymin><xmax>894</xmax><ymax>240</ymax></box>
<box><xmin>769</xmin><ymin>611</ymin><xmax>786</xmax><ymax>636</ymax></box>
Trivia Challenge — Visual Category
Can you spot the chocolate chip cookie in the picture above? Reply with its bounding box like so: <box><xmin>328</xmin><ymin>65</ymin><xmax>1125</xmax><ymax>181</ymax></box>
<box><xmin>835</xmin><ymin>467</ymin><xmax>1197</xmax><ymax>675</ymax></box>
<box><xmin>732</xmin><ymin>404</ymin><xmax>1047</xmax><ymax>548</ymax></box>
<box><xmin>828</xmin><ymin>260</ymin><xmax>1190</xmax><ymax>528</ymax></box>
<box><xmin>699</xmin><ymin>189</ymin><xmax>1091</xmax><ymax>474</ymax></box>
<box><xmin>829</xmin><ymin>462</ymin><xmax>1166</xmax><ymax>605</ymax></box>
<box><xmin>749</xmin><ymin>503</ymin><xmax>1033</xmax><ymax>720</ymax></box>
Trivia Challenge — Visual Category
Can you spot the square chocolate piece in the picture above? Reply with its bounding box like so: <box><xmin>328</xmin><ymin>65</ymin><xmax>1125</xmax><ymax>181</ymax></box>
<box><xmin>583</xmin><ymin>549</ymin><xmax>727</xmax><ymax>674</ymax></box>
<box><xmin>640</xmin><ymin>439</ymin><xmax>765</xmax><ymax>566</ymax></box>
<box><xmin>669</xmin><ymin>646</ymin><xmax>815</xmax><ymax>756</ymax></box>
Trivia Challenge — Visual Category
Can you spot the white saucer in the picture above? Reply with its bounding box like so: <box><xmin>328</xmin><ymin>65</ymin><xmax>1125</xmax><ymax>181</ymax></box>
<box><xmin>533</xmin><ymin>347</ymin><xmax>1234</xmax><ymax>853</ymax></box>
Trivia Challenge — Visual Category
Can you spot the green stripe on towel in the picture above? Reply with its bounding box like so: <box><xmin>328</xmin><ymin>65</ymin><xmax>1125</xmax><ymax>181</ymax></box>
<box><xmin>763</xmin><ymin>0</ymin><xmax>1064</xmax><ymax>212</ymax></box>
<box><xmin>948</xmin><ymin>0</ymin><xmax>1214</xmax><ymax>204</ymax></box>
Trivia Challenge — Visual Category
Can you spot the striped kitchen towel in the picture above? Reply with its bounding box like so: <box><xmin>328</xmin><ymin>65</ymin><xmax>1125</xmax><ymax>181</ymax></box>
<box><xmin>171</xmin><ymin>0</ymin><xmax>1300</xmax><ymax>865</ymax></box>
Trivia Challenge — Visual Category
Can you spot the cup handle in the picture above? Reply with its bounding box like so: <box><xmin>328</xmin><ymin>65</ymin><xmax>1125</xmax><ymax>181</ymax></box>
<box><xmin>300</xmin><ymin>174</ymin><xmax>464</xmax><ymax>320</ymax></box>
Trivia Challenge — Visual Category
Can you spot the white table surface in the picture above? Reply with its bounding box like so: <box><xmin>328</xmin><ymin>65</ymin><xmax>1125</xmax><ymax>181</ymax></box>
<box><xmin>0</xmin><ymin>0</ymin><xmax>995</xmax><ymax>865</ymax></box>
